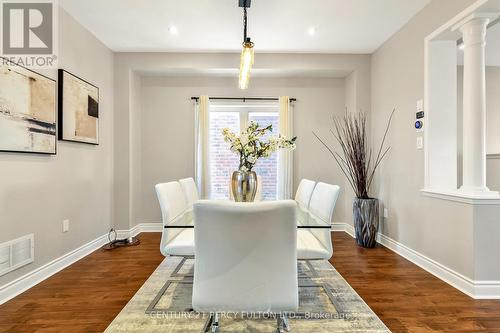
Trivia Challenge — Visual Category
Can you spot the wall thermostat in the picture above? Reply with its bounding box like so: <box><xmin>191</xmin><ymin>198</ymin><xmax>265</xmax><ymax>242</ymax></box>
<box><xmin>415</xmin><ymin>120</ymin><xmax>423</xmax><ymax>130</ymax></box>
<box><xmin>415</xmin><ymin>99</ymin><xmax>424</xmax><ymax>132</ymax></box>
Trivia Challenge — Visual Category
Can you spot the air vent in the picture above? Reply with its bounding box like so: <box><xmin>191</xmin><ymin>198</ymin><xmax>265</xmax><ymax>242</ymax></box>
<box><xmin>0</xmin><ymin>234</ymin><xmax>34</xmax><ymax>277</ymax></box>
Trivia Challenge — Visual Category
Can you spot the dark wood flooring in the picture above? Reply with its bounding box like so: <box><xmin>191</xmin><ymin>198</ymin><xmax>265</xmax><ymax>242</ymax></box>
<box><xmin>0</xmin><ymin>232</ymin><xmax>499</xmax><ymax>332</ymax></box>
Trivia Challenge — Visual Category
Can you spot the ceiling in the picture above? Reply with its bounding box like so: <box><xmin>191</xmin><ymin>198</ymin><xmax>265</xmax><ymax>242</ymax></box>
<box><xmin>60</xmin><ymin>0</ymin><xmax>431</xmax><ymax>53</ymax></box>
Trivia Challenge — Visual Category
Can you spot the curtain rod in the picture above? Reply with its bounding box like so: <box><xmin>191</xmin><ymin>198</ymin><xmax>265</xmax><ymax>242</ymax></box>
<box><xmin>191</xmin><ymin>97</ymin><xmax>297</xmax><ymax>102</ymax></box>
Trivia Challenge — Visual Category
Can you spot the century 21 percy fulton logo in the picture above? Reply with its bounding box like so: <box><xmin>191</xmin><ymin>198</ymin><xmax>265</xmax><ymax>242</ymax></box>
<box><xmin>1</xmin><ymin>0</ymin><xmax>57</xmax><ymax>68</ymax></box>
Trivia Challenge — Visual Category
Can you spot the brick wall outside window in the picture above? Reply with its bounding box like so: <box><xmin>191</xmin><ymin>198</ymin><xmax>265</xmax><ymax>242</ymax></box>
<box><xmin>249</xmin><ymin>113</ymin><xmax>279</xmax><ymax>201</ymax></box>
<box><xmin>209</xmin><ymin>112</ymin><xmax>240</xmax><ymax>200</ymax></box>
<box><xmin>208</xmin><ymin>110</ymin><xmax>279</xmax><ymax>201</ymax></box>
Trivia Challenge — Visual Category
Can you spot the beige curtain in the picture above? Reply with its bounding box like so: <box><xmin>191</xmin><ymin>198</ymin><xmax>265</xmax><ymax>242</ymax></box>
<box><xmin>195</xmin><ymin>96</ymin><xmax>210</xmax><ymax>199</ymax></box>
<box><xmin>278</xmin><ymin>96</ymin><xmax>293</xmax><ymax>199</ymax></box>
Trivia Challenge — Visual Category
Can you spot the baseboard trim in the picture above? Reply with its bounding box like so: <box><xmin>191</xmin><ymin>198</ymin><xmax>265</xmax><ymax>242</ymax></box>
<box><xmin>115</xmin><ymin>223</ymin><xmax>162</xmax><ymax>239</ymax></box>
<box><xmin>0</xmin><ymin>234</ymin><xmax>108</xmax><ymax>305</ymax></box>
<box><xmin>332</xmin><ymin>223</ymin><xmax>355</xmax><ymax>237</ymax></box>
<box><xmin>0</xmin><ymin>223</ymin><xmax>163</xmax><ymax>305</ymax></box>
<box><xmin>332</xmin><ymin>222</ymin><xmax>500</xmax><ymax>299</ymax></box>
<box><xmin>375</xmin><ymin>232</ymin><xmax>478</xmax><ymax>298</ymax></box>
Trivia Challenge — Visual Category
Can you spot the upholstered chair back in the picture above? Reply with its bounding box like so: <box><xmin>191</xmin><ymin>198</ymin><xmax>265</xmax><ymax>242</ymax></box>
<box><xmin>308</xmin><ymin>182</ymin><xmax>340</xmax><ymax>256</ymax></box>
<box><xmin>155</xmin><ymin>181</ymin><xmax>188</xmax><ymax>255</ymax></box>
<box><xmin>294</xmin><ymin>179</ymin><xmax>316</xmax><ymax>208</ymax></box>
<box><xmin>179</xmin><ymin>177</ymin><xmax>199</xmax><ymax>206</ymax></box>
<box><xmin>192</xmin><ymin>200</ymin><xmax>298</xmax><ymax>313</ymax></box>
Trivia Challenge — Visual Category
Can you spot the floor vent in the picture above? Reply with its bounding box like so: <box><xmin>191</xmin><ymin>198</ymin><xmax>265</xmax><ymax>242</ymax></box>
<box><xmin>0</xmin><ymin>234</ymin><xmax>34</xmax><ymax>277</ymax></box>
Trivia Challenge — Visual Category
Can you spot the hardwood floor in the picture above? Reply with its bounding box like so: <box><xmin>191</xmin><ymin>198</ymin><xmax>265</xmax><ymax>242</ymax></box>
<box><xmin>330</xmin><ymin>234</ymin><xmax>500</xmax><ymax>332</ymax></box>
<box><xmin>0</xmin><ymin>233</ymin><xmax>164</xmax><ymax>333</ymax></box>
<box><xmin>0</xmin><ymin>232</ymin><xmax>499</xmax><ymax>332</ymax></box>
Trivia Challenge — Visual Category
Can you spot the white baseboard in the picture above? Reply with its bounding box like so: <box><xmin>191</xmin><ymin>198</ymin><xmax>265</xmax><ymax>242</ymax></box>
<box><xmin>0</xmin><ymin>234</ymin><xmax>108</xmax><ymax>305</ymax></box>
<box><xmin>331</xmin><ymin>223</ymin><xmax>346</xmax><ymax>232</ymax></box>
<box><xmin>0</xmin><ymin>223</ymin><xmax>163</xmax><ymax>305</ymax></box>
<box><xmin>332</xmin><ymin>222</ymin><xmax>500</xmax><ymax>299</ymax></box>
<box><xmin>332</xmin><ymin>223</ymin><xmax>355</xmax><ymax>238</ymax></box>
<box><xmin>115</xmin><ymin>223</ymin><xmax>162</xmax><ymax>239</ymax></box>
<box><xmin>473</xmin><ymin>281</ymin><xmax>500</xmax><ymax>299</ymax></box>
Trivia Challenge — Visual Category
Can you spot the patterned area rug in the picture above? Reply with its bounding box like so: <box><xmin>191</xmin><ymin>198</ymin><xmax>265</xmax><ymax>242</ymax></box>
<box><xmin>105</xmin><ymin>257</ymin><xmax>390</xmax><ymax>332</ymax></box>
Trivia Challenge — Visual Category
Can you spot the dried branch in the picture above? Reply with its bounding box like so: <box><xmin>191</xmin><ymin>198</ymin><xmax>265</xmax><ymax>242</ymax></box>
<box><xmin>315</xmin><ymin>109</ymin><xmax>395</xmax><ymax>199</ymax></box>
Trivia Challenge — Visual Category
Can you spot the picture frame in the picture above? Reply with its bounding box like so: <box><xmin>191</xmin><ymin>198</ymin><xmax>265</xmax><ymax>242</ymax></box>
<box><xmin>58</xmin><ymin>69</ymin><xmax>99</xmax><ymax>145</ymax></box>
<box><xmin>0</xmin><ymin>57</ymin><xmax>57</xmax><ymax>155</ymax></box>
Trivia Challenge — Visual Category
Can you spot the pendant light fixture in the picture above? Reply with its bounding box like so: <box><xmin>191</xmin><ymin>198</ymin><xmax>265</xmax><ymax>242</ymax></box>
<box><xmin>238</xmin><ymin>0</ymin><xmax>254</xmax><ymax>90</ymax></box>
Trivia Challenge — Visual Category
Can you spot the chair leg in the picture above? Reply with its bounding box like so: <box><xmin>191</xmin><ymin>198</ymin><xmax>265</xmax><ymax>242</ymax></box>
<box><xmin>211</xmin><ymin>313</ymin><xmax>220</xmax><ymax>333</ymax></box>
<box><xmin>202</xmin><ymin>314</ymin><xmax>212</xmax><ymax>333</ymax></box>
<box><xmin>202</xmin><ymin>313</ymin><xmax>219</xmax><ymax>333</ymax></box>
<box><xmin>276</xmin><ymin>314</ymin><xmax>290</xmax><ymax>333</ymax></box>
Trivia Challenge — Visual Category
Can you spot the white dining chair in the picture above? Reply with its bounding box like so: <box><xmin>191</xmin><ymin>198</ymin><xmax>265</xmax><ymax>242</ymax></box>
<box><xmin>297</xmin><ymin>182</ymin><xmax>340</xmax><ymax>260</ymax></box>
<box><xmin>179</xmin><ymin>177</ymin><xmax>199</xmax><ymax>207</ymax></box>
<box><xmin>295</xmin><ymin>179</ymin><xmax>316</xmax><ymax>208</ymax></box>
<box><xmin>192</xmin><ymin>200</ymin><xmax>298</xmax><ymax>332</ymax></box>
<box><xmin>228</xmin><ymin>175</ymin><xmax>263</xmax><ymax>201</ymax></box>
<box><xmin>155</xmin><ymin>181</ymin><xmax>194</xmax><ymax>257</ymax></box>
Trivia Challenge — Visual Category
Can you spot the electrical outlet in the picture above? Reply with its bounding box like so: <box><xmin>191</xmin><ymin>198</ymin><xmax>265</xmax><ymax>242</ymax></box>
<box><xmin>383</xmin><ymin>208</ymin><xmax>389</xmax><ymax>219</ymax></box>
<box><xmin>62</xmin><ymin>219</ymin><xmax>69</xmax><ymax>233</ymax></box>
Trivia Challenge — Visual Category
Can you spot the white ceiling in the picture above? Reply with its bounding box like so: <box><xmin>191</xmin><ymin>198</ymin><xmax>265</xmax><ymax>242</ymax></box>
<box><xmin>60</xmin><ymin>0</ymin><xmax>431</xmax><ymax>53</ymax></box>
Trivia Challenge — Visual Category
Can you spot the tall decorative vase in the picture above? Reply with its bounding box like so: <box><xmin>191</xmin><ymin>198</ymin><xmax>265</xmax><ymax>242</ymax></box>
<box><xmin>353</xmin><ymin>198</ymin><xmax>379</xmax><ymax>248</ymax></box>
<box><xmin>231</xmin><ymin>170</ymin><xmax>257</xmax><ymax>202</ymax></box>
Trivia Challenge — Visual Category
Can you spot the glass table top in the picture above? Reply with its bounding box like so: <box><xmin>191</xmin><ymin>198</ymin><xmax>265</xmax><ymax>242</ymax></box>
<box><xmin>163</xmin><ymin>202</ymin><xmax>331</xmax><ymax>229</ymax></box>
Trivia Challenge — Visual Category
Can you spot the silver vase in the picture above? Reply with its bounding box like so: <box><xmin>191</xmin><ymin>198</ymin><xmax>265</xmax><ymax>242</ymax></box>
<box><xmin>231</xmin><ymin>170</ymin><xmax>257</xmax><ymax>202</ymax></box>
<box><xmin>353</xmin><ymin>198</ymin><xmax>379</xmax><ymax>248</ymax></box>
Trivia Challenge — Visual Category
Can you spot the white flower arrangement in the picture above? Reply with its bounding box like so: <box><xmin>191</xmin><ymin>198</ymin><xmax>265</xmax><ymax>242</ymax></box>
<box><xmin>222</xmin><ymin>121</ymin><xmax>297</xmax><ymax>172</ymax></box>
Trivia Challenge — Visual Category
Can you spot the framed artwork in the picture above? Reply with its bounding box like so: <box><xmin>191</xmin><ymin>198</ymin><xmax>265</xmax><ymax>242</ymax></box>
<box><xmin>0</xmin><ymin>58</ymin><xmax>57</xmax><ymax>154</ymax></box>
<box><xmin>58</xmin><ymin>69</ymin><xmax>99</xmax><ymax>145</ymax></box>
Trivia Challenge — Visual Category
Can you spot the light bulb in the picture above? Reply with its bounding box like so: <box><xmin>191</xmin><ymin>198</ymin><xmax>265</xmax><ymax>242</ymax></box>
<box><xmin>239</xmin><ymin>40</ymin><xmax>254</xmax><ymax>90</ymax></box>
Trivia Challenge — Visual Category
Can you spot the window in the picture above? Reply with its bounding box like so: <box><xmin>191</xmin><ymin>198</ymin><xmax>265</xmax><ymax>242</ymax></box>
<box><xmin>208</xmin><ymin>102</ymin><xmax>280</xmax><ymax>200</ymax></box>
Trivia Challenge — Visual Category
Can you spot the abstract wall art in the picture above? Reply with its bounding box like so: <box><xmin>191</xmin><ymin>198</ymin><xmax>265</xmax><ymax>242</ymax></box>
<box><xmin>58</xmin><ymin>69</ymin><xmax>99</xmax><ymax>145</ymax></box>
<box><xmin>0</xmin><ymin>58</ymin><xmax>57</xmax><ymax>154</ymax></box>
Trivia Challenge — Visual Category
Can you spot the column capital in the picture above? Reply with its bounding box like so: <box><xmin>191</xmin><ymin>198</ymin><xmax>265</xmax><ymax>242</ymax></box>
<box><xmin>452</xmin><ymin>12</ymin><xmax>498</xmax><ymax>31</ymax></box>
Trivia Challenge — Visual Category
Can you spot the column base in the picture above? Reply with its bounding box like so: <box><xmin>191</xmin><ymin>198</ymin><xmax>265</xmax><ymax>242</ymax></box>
<box><xmin>458</xmin><ymin>186</ymin><xmax>500</xmax><ymax>198</ymax></box>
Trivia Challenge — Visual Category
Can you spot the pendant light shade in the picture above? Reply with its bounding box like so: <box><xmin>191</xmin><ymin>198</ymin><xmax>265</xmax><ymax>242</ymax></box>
<box><xmin>239</xmin><ymin>39</ymin><xmax>254</xmax><ymax>90</ymax></box>
<box><xmin>238</xmin><ymin>1</ymin><xmax>253</xmax><ymax>90</ymax></box>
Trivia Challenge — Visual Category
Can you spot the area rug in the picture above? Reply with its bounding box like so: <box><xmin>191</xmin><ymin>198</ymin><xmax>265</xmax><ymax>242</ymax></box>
<box><xmin>104</xmin><ymin>257</ymin><xmax>390</xmax><ymax>332</ymax></box>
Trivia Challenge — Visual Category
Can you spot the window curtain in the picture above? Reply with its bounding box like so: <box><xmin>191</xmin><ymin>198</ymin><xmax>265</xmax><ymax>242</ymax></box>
<box><xmin>278</xmin><ymin>96</ymin><xmax>293</xmax><ymax>199</ymax></box>
<box><xmin>195</xmin><ymin>95</ymin><xmax>210</xmax><ymax>199</ymax></box>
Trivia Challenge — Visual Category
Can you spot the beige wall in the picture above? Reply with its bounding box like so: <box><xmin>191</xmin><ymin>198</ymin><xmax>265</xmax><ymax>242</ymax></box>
<box><xmin>138</xmin><ymin>76</ymin><xmax>346</xmax><ymax>224</ymax></box>
<box><xmin>371</xmin><ymin>0</ymin><xmax>478</xmax><ymax>279</ymax></box>
<box><xmin>114</xmin><ymin>53</ymin><xmax>371</xmax><ymax>230</ymax></box>
<box><xmin>458</xmin><ymin>66</ymin><xmax>500</xmax><ymax>190</ymax></box>
<box><xmin>487</xmin><ymin>156</ymin><xmax>500</xmax><ymax>192</ymax></box>
<box><xmin>485</xmin><ymin>67</ymin><xmax>500</xmax><ymax>155</ymax></box>
<box><xmin>485</xmin><ymin>67</ymin><xmax>500</xmax><ymax>192</ymax></box>
<box><xmin>0</xmin><ymin>9</ymin><xmax>114</xmax><ymax>286</ymax></box>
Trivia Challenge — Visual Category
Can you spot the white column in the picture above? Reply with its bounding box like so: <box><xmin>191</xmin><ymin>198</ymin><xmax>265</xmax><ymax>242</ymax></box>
<box><xmin>458</xmin><ymin>15</ymin><xmax>495</xmax><ymax>194</ymax></box>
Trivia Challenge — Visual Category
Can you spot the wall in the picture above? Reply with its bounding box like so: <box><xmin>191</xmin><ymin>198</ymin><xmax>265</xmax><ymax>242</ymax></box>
<box><xmin>458</xmin><ymin>66</ymin><xmax>500</xmax><ymax>190</ymax></box>
<box><xmin>485</xmin><ymin>67</ymin><xmax>500</xmax><ymax>193</ymax></box>
<box><xmin>371</xmin><ymin>0</ymin><xmax>478</xmax><ymax>279</ymax></box>
<box><xmin>138</xmin><ymin>76</ymin><xmax>346</xmax><ymax>224</ymax></box>
<box><xmin>114</xmin><ymin>53</ymin><xmax>371</xmax><ymax>230</ymax></box>
<box><xmin>0</xmin><ymin>9</ymin><xmax>113</xmax><ymax>286</ymax></box>
<box><xmin>485</xmin><ymin>67</ymin><xmax>500</xmax><ymax>154</ymax></box>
